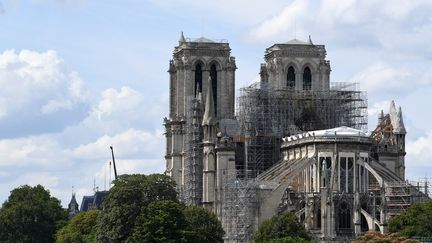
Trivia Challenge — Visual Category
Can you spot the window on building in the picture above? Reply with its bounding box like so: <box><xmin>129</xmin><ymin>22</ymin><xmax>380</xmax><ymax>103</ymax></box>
<box><xmin>287</xmin><ymin>66</ymin><xmax>295</xmax><ymax>89</ymax></box>
<box><xmin>210</xmin><ymin>64</ymin><xmax>217</xmax><ymax>116</ymax></box>
<box><xmin>194</xmin><ymin>64</ymin><xmax>202</xmax><ymax>95</ymax></box>
<box><xmin>339</xmin><ymin>157</ymin><xmax>354</xmax><ymax>193</ymax></box>
<box><xmin>303</xmin><ymin>67</ymin><xmax>312</xmax><ymax>90</ymax></box>
<box><xmin>338</xmin><ymin>202</ymin><xmax>351</xmax><ymax>229</ymax></box>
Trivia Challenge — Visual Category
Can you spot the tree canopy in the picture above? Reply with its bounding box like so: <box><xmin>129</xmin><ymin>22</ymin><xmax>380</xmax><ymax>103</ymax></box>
<box><xmin>128</xmin><ymin>200</ymin><xmax>188</xmax><ymax>243</ymax></box>
<box><xmin>56</xmin><ymin>210</ymin><xmax>101</xmax><ymax>243</ymax></box>
<box><xmin>94</xmin><ymin>173</ymin><xmax>224</xmax><ymax>243</ymax></box>
<box><xmin>95</xmin><ymin>173</ymin><xmax>178</xmax><ymax>242</ymax></box>
<box><xmin>0</xmin><ymin>185</ymin><xmax>68</xmax><ymax>243</ymax></box>
<box><xmin>388</xmin><ymin>200</ymin><xmax>432</xmax><ymax>237</ymax></box>
<box><xmin>183</xmin><ymin>205</ymin><xmax>224</xmax><ymax>243</ymax></box>
<box><xmin>254</xmin><ymin>212</ymin><xmax>312</xmax><ymax>243</ymax></box>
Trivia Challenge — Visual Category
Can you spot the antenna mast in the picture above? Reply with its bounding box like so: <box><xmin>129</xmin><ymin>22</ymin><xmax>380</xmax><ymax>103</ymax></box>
<box><xmin>110</xmin><ymin>146</ymin><xmax>118</xmax><ymax>180</ymax></box>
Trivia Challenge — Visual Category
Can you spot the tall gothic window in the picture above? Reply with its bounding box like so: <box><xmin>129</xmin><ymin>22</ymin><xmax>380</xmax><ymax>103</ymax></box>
<box><xmin>210</xmin><ymin>64</ymin><xmax>217</xmax><ymax>115</ymax></box>
<box><xmin>303</xmin><ymin>67</ymin><xmax>312</xmax><ymax>90</ymax></box>
<box><xmin>287</xmin><ymin>66</ymin><xmax>295</xmax><ymax>89</ymax></box>
<box><xmin>339</xmin><ymin>157</ymin><xmax>354</xmax><ymax>193</ymax></box>
<box><xmin>194</xmin><ymin>64</ymin><xmax>202</xmax><ymax>96</ymax></box>
<box><xmin>338</xmin><ymin>202</ymin><xmax>351</xmax><ymax>229</ymax></box>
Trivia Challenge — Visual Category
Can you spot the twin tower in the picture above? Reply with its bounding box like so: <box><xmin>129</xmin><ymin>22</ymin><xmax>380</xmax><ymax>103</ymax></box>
<box><xmin>164</xmin><ymin>33</ymin><xmax>332</xmax><ymax>210</ymax></box>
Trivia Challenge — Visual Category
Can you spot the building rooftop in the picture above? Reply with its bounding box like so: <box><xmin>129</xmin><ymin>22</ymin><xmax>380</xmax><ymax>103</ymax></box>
<box><xmin>283</xmin><ymin>126</ymin><xmax>370</xmax><ymax>143</ymax></box>
<box><xmin>284</xmin><ymin>38</ymin><xmax>311</xmax><ymax>45</ymax></box>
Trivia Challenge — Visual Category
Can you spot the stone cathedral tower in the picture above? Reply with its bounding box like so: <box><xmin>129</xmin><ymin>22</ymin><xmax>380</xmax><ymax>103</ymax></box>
<box><xmin>260</xmin><ymin>37</ymin><xmax>331</xmax><ymax>91</ymax></box>
<box><xmin>164</xmin><ymin>32</ymin><xmax>236</xmax><ymax>196</ymax></box>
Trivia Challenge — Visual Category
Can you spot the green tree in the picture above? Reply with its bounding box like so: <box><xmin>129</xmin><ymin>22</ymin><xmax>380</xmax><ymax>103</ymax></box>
<box><xmin>183</xmin><ymin>205</ymin><xmax>224</xmax><ymax>243</ymax></box>
<box><xmin>56</xmin><ymin>210</ymin><xmax>101</xmax><ymax>243</ymax></box>
<box><xmin>388</xmin><ymin>200</ymin><xmax>432</xmax><ymax>237</ymax></box>
<box><xmin>0</xmin><ymin>185</ymin><xmax>68</xmax><ymax>243</ymax></box>
<box><xmin>128</xmin><ymin>200</ymin><xmax>187</xmax><ymax>243</ymax></box>
<box><xmin>95</xmin><ymin>174</ymin><xmax>177</xmax><ymax>242</ymax></box>
<box><xmin>254</xmin><ymin>212</ymin><xmax>311</xmax><ymax>243</ymax></box>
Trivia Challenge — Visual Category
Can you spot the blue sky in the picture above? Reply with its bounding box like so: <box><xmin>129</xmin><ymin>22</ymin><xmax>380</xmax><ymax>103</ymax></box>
<box><xmin>0</xmin><ymin>0</ymin><xmax>431</xmax><ymax>207</ymax></box>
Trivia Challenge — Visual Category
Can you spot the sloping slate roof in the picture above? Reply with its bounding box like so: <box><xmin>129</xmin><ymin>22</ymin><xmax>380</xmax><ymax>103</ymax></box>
<box><xmin>80</xmin><ymin>195</ymin><xmax>94</xmax><ymax>211</ymax></box>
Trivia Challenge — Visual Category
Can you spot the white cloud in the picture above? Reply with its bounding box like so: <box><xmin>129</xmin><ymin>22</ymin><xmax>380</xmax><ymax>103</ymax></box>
<box><xmin>248</xmin><ymin>0</ymin><xmax>308</xmax><ymax>42</ymax></box>
<box><xmin>349</xmin><ymin>63</ymin><xmax>412</xmax><ymax>95</ymax></box>
<box><xmin>247</xmin><ymin>0</ymin><xmax>432</xmax><ymax>47</ymax></box>
<box><xmin>0</xmin><ymin>49</ymin><xmax>87</xmax><ymax>118</ymax></box>
<box><xmin>368</xmin><ymin>100</ymin><xmax>391</xmax><ymax>118</ymax></box>
<box><xmin>17</xmin><ymin>172</ymin><xmax>60</xmax><ymax>188</ymax></box>
<box><xmin>0</xmin><ymin>134</ymin><xmax>68</xmax><ymax>166</ymax></box>
<box><xmin>72</xmin><ymin>128</ymin><xmax>164</xmax><ymax>160</ymax></box>
<box><xmin>406</xmin><ymin>131</ymin><xmax>432</xmax><ymax>167</ymax></box>
<box><xmin>94</xmin><ymin>86</ymin><xmax>144</xmax><ymax>119</ymax></box>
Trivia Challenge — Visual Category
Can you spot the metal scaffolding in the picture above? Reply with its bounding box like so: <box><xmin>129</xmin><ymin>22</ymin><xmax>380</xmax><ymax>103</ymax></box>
<box><xmin>236</xmin><ymin>81</ymin><xmax>368</xmax><ymax>177</ymax></box>
<box><xmin>182</xmin><ymin>96</ymin><xmax>204</xmax><ymax>205</ymax></box>
<box><xmin>222</xmin><ymin>170</ymin><xmax>257</xmax><ymax>243</ymax></box>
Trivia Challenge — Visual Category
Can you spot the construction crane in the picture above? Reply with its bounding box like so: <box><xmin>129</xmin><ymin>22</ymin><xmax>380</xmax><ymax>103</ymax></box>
<box><xmin>110</xmin><ymin>146</ymin><xmax>118</xmax><ymax>180</ymax></box>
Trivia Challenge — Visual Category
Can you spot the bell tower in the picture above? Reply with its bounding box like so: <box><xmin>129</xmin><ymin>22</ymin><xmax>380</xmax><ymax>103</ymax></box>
<box><xmin>260</xmin><ymin>36</ymin><xmax>331</xmax><ymax>91</ymax></box>
<box><xmin>164</xmin><ymin>32</ymin><xmax>236</xmax><ymax>191</ymax></box>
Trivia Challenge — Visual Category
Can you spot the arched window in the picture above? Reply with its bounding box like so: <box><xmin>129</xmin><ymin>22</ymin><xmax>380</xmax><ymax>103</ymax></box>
<box><xmin>210</xmin><ymin>64</ymin><xmax>217</xmax><ymax>115</ymax></box>
<box><xmin>287</xmin><ymin>66</ymin><xmax>295</xmax><ymax>89</ymax></box>
<box><xmin>194</xmin><ymin>64</ymin><xmax>202</xmax><ymax>96</ymax></box>
<box><xmin>338</xmin><ymin>202</ymin><xmax>351</xmax><ymax>229</ymax></box>
<box><xmin>303</xmin><ymin>67</ymin><xmax>312</xmax><ymax>90</ymax></box>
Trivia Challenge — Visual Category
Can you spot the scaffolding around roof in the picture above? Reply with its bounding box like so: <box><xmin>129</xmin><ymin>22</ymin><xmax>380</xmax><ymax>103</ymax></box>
<box><xmin>236</xmin><ymin>81</ymin><xmax>368</xmax><ymax>177</ymax></box>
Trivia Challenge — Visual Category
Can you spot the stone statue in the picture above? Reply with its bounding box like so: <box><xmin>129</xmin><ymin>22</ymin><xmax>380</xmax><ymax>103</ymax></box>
<box><xmin>322</xmin><ymin>159</ymin><xmax>328</xmax><ymax>187</ymax></box>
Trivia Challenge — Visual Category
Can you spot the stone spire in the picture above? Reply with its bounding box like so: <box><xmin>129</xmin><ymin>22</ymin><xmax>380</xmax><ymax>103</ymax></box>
<box><xmin>179</xmin><ymin>31</ymin><xmax>186</xmax><ymax>44</ymax></box>
<box><xmin>395</xmin><ymin>106</ymin><xmax>406</xmax><ymax>134</ymax></box>
<box><xmin>68</xmin><ymin>192</ymin><xmax>79</xmax><ymax>216</ymax></box>
<box><xmin>308</xmin><ymin>35</ymin><xmax>314</xmax><ymax>45</ymax></box>
<box><xmin>202</xmin><ymin>77</ymin><xmax>216</xmax><ymax>126</ymax></box>
<box><xmin>378</xmin><ymin>109</ymin><xmax>384</xmax><ymax>124</ymax></box>
<box><xmin>389</xmin><ymin>100</ymin><xmax>397</xmax><ymax>128</ymax></box>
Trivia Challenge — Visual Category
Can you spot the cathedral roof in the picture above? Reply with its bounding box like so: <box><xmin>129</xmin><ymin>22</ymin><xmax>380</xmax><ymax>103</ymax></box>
<box><xmin>284</xmin><ymin>126</ymin><xmax>370</xmax><ymax>142</ymax></box>
<box><xmin>284</xmin><ymin>38</ymin><xmax>312</xmax><ymax>45</ymax></box>
<box><xmin>193</xmin><ymin>36</ymin><xmax>215</xmax><ymax>43</ymax></box>
<box><xmin>313</xmin><ymin>126</ymin><xmax>369</xmax><ymax>137</ymax></box>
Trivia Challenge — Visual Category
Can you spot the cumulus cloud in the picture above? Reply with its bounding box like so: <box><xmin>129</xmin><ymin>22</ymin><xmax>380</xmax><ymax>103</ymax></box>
<box><xmin>0</xmin><ymin>49</ymin><xmax>165</xmax><ymax>206</ymax></box>
<box><xmin>349</xmin><ymin>63</ymin><xmax>413</xmax><ymax>95</ymax></box>
<box><xmin>93</xmin><ymin>86</ymin><xmax>144</xmax><ymax>120</ymax></box>
<box><xmin>406</xmin><ymin>131</ymin><xmax>432</xmax><ymax>167</ymax></box>
<box><xmin>0</xmin><ymin>49</ymin><xmax>88</xmax><ymax>135</ymax></box>
<box><xmin>72</xmin><ymin>128</ymin><xmax>164</xmax><ymax>160</ymax></box>
<box><xmin>0</xmin><ymin>134</ymin><xmax>69</xmax><ymax>167</ymax></box>
<box><xmin>368</xmin><ymin>100</ymin><xmax>391</xmax><ymax>119</ymax></box>
<box><xmin>248</xmin><ymin>0</ymin><xmax>432</xmax><ymax>44</ymax></box>
<box><xmin>248</xmin><ymin>0</ymin><xmax>308</xmax><ymax>41</ymax></box>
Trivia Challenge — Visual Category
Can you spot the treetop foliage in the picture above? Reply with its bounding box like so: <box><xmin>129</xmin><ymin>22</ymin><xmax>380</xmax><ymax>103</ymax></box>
<box><xmin>96</xmin><ymin>174</ymin><xmax>178</xmax><ymax>242</ymax></box>
<box><xmin>388</xmin><ymin>200</ymin><xmax>432</xmax><ymax>238</ymax></box>
<box><xmin>0</xmin><ymin>185</ymin><xmax>68</xmax><ymax>243</ymax></box>
<box><xmin>254</xmin><ymin>211</ymin><xmax>311</xmax><ymax>243</ymax></box>
<box><xmin>56</xmin><ymin>210</ymin><xmax>101</xmax><ymax>243</ymax></box>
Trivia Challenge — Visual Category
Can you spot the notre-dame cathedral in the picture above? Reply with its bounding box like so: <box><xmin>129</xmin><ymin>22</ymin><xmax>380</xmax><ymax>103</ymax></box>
<box><xmin>164</xmin><ymin>33</ymin><xmax>428</xmax><ymax>242</ymax></box>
